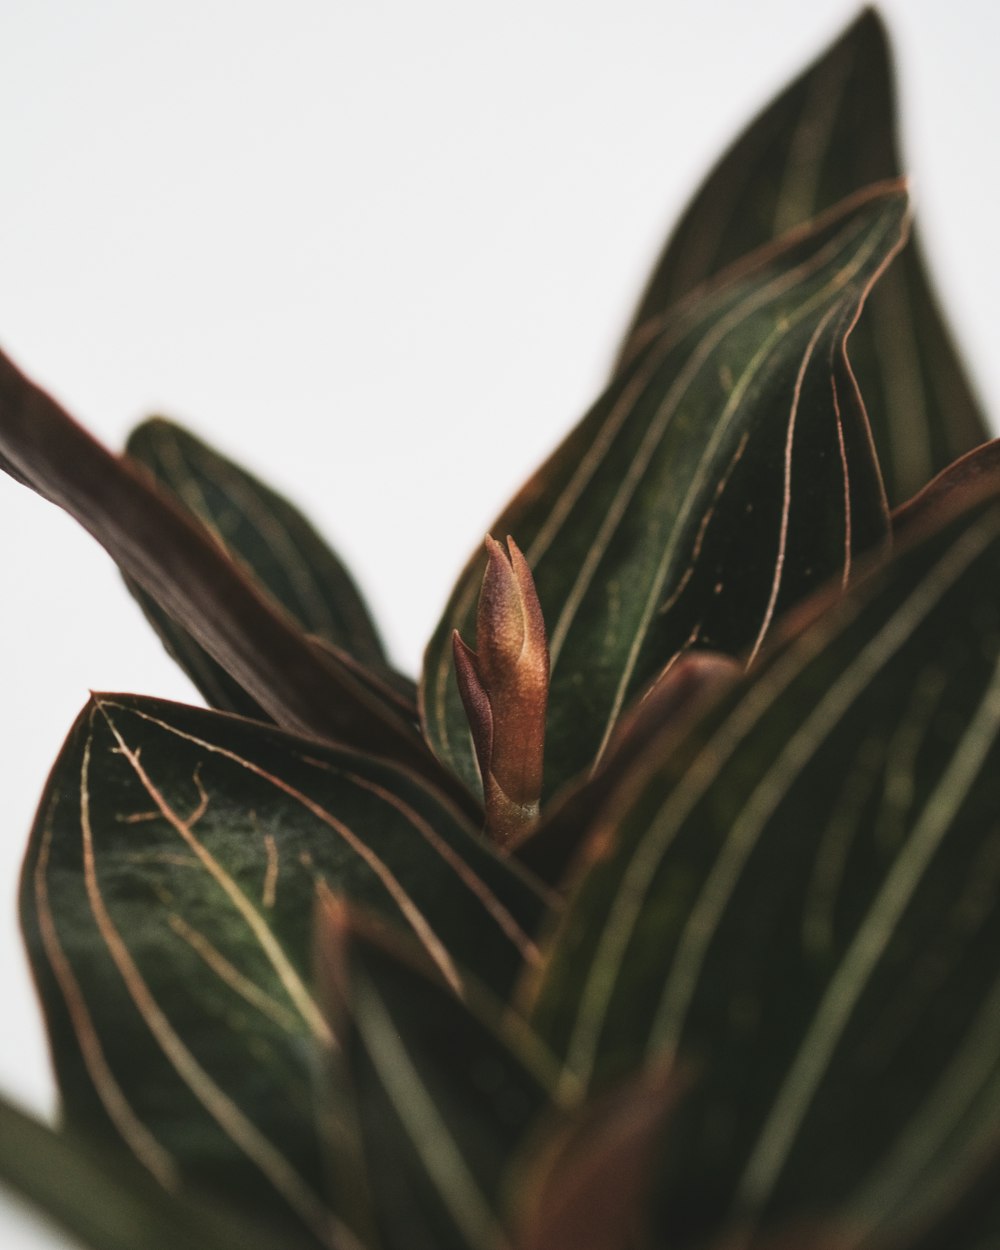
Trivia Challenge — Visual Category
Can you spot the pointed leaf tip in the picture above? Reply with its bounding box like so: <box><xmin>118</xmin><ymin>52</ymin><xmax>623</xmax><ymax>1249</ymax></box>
<box><xmin>454</xmin><ymin>537</ymin><xmax>550</xmax><ymax>848</ymax></box>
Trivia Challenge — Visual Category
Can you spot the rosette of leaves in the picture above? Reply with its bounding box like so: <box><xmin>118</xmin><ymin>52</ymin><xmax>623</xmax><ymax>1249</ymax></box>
<box><xmin>2</xmin><ymin>10</ymin><xmax>999</xmax><ymax>1250</ymax></box>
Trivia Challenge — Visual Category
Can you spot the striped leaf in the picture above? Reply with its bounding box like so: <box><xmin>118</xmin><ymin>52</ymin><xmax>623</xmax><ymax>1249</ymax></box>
<box><xmin>615</xmin><ymin>9</ymin><xmax>988</xmax><ymax>507</ymax></box>
<box><xmin>0</xmin><ymin>350</ymin><xmax>450</xmax><ymax>793</ymax></box>
<box><xmin>527</xmin><ymin>478</ymin><xmax>1000</xmax><ymax>1247</ymax></box>
<box><xmin>317</xmin><ymin>900</ymin><xmax>556</xmax><ymax>1250</ymax></box>
<box><xmin>21</xmin><ymin>694</ymin><xmax>549</xmax><ymax>1244</ymax></box>
<box><xmin>125</xmin><ymin>419</ymin><xmax>416</xmax><ymax>721</ymax></box>
<box><xmin>511</xmin><ymin>652</ymin><xmax>741</xmax><ymax>890</ymax></box>
<box><xmin>424</xmin><ymin>183</ymin><xmax>907</xmax><ymax>801</ymax></box>
<box><xmin>0</xmin><ymin>1092</ymin><xmax>300</xmax><ymax>1250</ymax></box>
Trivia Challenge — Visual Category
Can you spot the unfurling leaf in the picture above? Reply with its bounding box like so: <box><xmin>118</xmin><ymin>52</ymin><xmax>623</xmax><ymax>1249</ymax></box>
<box><xmin>5</xmin><ymin>10</ymin><xmax>999</xmax><ymax>1250</ymax></box>
<box><xmin>528</xmin><ymin>475</ymin><xmax>1000</xmax><ymax>1248</ymax></box>
<box><xmin>426</xmin><ymin>183</ymin><xmax>907</xmax><ymax>800</ymax></box>
<box><xmin>512</xmin><ymin>650</ymin><xmax>741</xmax><ymax>889</ymax></box>
<box><xmin>453</xmin><ymin>536</ymin><xmax>550</xmax><ymax>847</ymax></box>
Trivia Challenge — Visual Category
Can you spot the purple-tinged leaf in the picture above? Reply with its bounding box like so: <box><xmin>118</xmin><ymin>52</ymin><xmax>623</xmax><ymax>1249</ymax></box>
<box><xmin>0</xmin><ymin>348</ymin><xmax>454</xmax><ymax>794</ymax></box>
<box><xmin>892</xmin><ymin>439</ymin><xmax>1000</xmax><ymax>537</ymax></box>
<box><xmin>511</xmin><ymin>1061</ymin><xmax>687</xmax><ymax>1250</ymax></box>
<box><xmin>125</xmin><ymin>418</ymin><xmax>415</xmax><ymax>722</ymax></box>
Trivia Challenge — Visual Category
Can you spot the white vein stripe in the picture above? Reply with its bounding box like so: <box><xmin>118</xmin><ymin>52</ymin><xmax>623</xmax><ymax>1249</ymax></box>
<box><xmin>32</xmin><ymin>808</ymin><xmax>179</xmax><ymax>1189</ymax></box>
<box><xmin>353</xmin><ymin>975</ymin><xmax>509</xmax><ymax>1250</ymax></box>
<box><xmin>100</xmin><ymin>700</ymin><xmax>464</xmax><ymax>995</ymax></box>
<box><xmin>96</xmin><ymin>701</ymin><xmax>333</xmax><ymax>1045</ymax></box>
<box><xmin>78</xmin><ymin>727</ymin><xmax>342</xmax><ymax>1247</ymax></box>
<box><xmin>548</xmin><ymin>215</ymin><xmax>874</xmax><ymax>675</ymax></box>
<box><xmin>592</xmin><ymin>221</ymin><xmax>895</xmax><ymax>762</ymax></box>
<box><xmin>648</xmin><ymin>523</ymin><xmax>1000</xmax><ymax>1059</ymax></box>
<box><xmin>736</xmin><ymin>649</ymin><xmax>1000</xmax><ymax>1217</ymax></box>
<box><xmin>341</xmin><ymin>769</ymin><xmax>541</xmax><ymax>962</ymax></box>
<box><xmin>559</xmin><ymin>510</ymin><xmax>1000</xmax><ymax>1088</ymax></box>
<box><xmin>746</xmin><ymin>305</ymin><xmax>839</xmax><ymax>667</ymax></box>
<box><xmin>429</xmin><ymin>201</ymin><xmax>893</xmax><ymax>769</ymax></box>
<box><xmin>847</xmin><ymin>968</ymin><xmax>1000</xmax><ymax>1231</ymax></box>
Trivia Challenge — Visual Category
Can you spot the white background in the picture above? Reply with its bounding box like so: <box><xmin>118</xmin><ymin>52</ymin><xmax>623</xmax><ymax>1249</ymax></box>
<box><xmin>0</xmin><ymin>2</ymin><xmax>996</xmax><ymax>1245</ymax></box>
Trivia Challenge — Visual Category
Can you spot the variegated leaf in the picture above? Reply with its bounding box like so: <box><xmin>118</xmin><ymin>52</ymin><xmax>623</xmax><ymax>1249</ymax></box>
<box><xmin>317</xmin><ymin>900</ymin><xmax>557</xmax><ymax>1250</ymax></box>
<box><xmin>21</xmin><ymin>694</ymin><xmax>549</xmax><ymax>1244</ymax></box>
<box><xmin>125</xmin><ymin>419</ymin><xmax>416</xmax><ymax>721</ymax></box>
<box><xmin>424</xmin><ymin>184</ymin><xmax>907</xmax><ymax>801</ymax></box>
<box><xmin>0</xmin><ymin>351</ymin><xmax>446</xmax><ymax>791</ymax></box>
<box><xmin>615</xmin><ymin>10</ymin><xmax>989</xmax><ymax>507</ymax></box>
<box><xmin>527</xmin><ymin>477</ymin><xmax>1000</xmax><ymax>1248</ymax></box>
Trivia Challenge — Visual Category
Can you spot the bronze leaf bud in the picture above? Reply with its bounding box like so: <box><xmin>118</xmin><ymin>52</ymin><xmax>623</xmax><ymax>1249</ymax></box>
<box><xmin>452</xmin><ymin>535</ymin><xmax>549</xmax><ymax>847</ymax></box>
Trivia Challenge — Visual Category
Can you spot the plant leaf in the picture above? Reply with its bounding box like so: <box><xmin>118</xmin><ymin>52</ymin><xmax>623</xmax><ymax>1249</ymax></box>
<box><xmin>125</xmin><ymin>418</ymin><xmax>416</xmax><ymax>720</ymax></box>
<box><xmin>527</xmin><ymin>475</ymin><xmax>1000</xmax><ymax>1248</ymax></box>
<box><xmin>424</xmin><ymin>183</ymin><xmax>907</xmax><ymax>801</ymax></box>
<box><xmin>0</xmin><ymin>350</ymin><xmax>448</xmax><ymax>793</ymax></box>
<box><xmin>881</xmin><ymin>1140</ymin><xmax>1000</xmax><ymax>1250</ymax></box>
<box><xmin>892</xmin><ymin>439</ymin><xmax>1000</xmax><ymax>538</ymax></box>
<box><xmin>511</xmin><ymin>651</ymin><xmax>740</xmax><ymax>890</ymax></box>
<box><xmin>614</xmin><ymin>9</ymin><xmax>988</xmax><ymax>507</ymax></box>
<box><xmin>20</xmin><ymin>694</ymin><xmax>549</xmax><ymax>1242</ymax></box>
<box><xmin>316</xmin><ymin>899</ymin><xmax>556</xmax><ymax>1250</ymax></box>
<box><xmin>0</xmin><ymin>1092</ymin><xmax>302</xmax><ymax>1250</ymax></box>
<box><xmin>510</xmin><ymin>1061</ymin><xmax>686</xmax><ymax>1250</ymax></box>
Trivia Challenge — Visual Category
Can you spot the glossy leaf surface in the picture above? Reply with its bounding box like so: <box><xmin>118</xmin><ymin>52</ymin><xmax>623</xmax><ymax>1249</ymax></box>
<box><xmin>528</xmin><ymin>483</ymin><xmax>1000</xmax><ymax>1247</ymax></box>
<box><xmin>21</xmin><ymin>694</ymin><xmax>547</xmax><ymax>1243</ymax></box>
<box><xmin>318</xmin><ymin>903</ymin><xmax>556</xmax><ymax>1250</ymax></box>
<box><xmin>125</xmin><ymin>419</ymin><xmax>414</xmax><ymax>720</ymax></box>
<box><xmin>0</xmin><ymin>1093</ymin><xmax>299</xmax><ymax>1250</ymax></box>
<box><xmin>425</xmin><ymin>184</ymin><xmax>906</xmax><ymax>800</ymax></box>
<box><xmin>615</xmin><ymin>9</ymin><xmax>988</xmax><ymax>506</ymax></box>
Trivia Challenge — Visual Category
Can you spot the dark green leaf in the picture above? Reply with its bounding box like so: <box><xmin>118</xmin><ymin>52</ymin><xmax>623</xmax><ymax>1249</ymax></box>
<box><xmin>125</xmin><ymin>419</ymin><xmax>416</xmax><ymax>721</ymax></box>
<box><xmin>21</xmin><ymin>694</ymin><xmax>549</xmax><ymax>1243</ymax></box>
<box><xmin>614</xmin><ymin>9</ymin><xmax>988</xmax><ymax>507</ymax></box>
<box><xmin>0</xmin><ymin>350</ymin><xmax>451</xmax><ymax>794</ymax></box>
<box><xmin>317</xmin><ymin>900</ymin><xmax>556</xmax><ymax>1250</ymax></box>
<box><xmin>528</xmin><ymin>478</ymin><xmax>1000</xmax><ymax>1247</ymax></box>
<box><xmin>424</xmin><ymin>183</ymin><xmax>906</xmax><ymax>801</ymax></box>
<box><xmin>884</xmin><ymin>1141</ymin><xmax>1000</xmax><ymax>1250</ymax></box>
<box><xmin>0</xmin><ymin>1092</ymin><xmax>301</xmax><ymax>1250</ymax></box>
